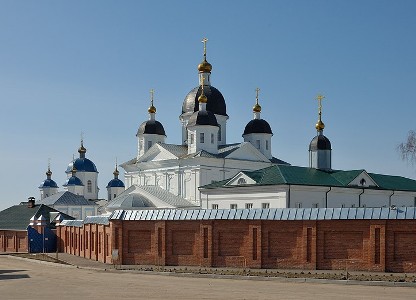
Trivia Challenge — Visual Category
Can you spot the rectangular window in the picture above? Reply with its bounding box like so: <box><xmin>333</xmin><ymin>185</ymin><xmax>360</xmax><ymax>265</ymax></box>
<box><xmin>190</xmin><ymin>133</ymin><xmax>194</xmax><ymax>144</ymax></box>
<box><xmin>230</xmin><ymin>204</ymin><xmax>237</xmax><ymax>209</ymax></box>
<box><xmin>295</xmin><ymin>202</ymin><xmax>302</xmax><ymax>208</ymax></box>
<box><xmin>256</xmin><ymin>140</ymin><xmax>260</xmax><ymax>149</ymax></box>
<box><xmin>113</xmin><ymin>194</ymin><xmax>116</xmax><ymax>199</ymax></box>
<box><xmin>312</xmin><ymin>203</ymin><xmax>319</xmax><ymax>208</ymax></box>
<box><xmin>147</xmin><ymin>140</ymin><xmax>152</xmax><ymax>149</ymax></box>
<box><xmin>218</xmin><ymin>124</ymin><xmax>221</xmax><ymax>141</ymax></box>
<box><xmin>211</xmin><ymin>133</ymin><xmax>214</xmax><ymax>144</ymax></box>
<box><xmin>245</xmin><ymin>203</ymin><xmax>253</xmax><ymax>209</ymax></box>
<box><xmin>212</xmin><ymin>204</ymin><xmax>218</xmax><ymax>209</ymax></box>
<box><xmin>200</xmin><ymin>133</ymin><xmax>204</xmax><ymax>143</ymax></box>
<box><xmin>262</xmin><ymin>203</ymin><xmax>270</xmax><ymax>209</ymax></box>
<box><xmin>266</xmin><ymin>140</ymin><xmax>269</xmax><ymax>150</ymax></box>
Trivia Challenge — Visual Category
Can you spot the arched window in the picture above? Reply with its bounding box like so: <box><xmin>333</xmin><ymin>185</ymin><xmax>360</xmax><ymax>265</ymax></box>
<box><xmin>237</xmin><ymin>178</ymin><xmax>246</xmax><ymax>185</ymax></box>
<box><xmin>87</xmin><ymin>180</ymin><xmax>92</xmax><ymax>193</ymax></box>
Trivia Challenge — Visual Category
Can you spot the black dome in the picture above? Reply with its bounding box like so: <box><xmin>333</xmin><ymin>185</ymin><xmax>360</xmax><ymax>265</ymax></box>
<box><xmin>188</xmin><ymin>110</ymin><xmax>218</xmax><ymax>127</ymax></box>
<box><xmin>243</xmin><ymin>119</ymin><xmax>273</xmax><ymax>135</ymax></box>
<box><xmin>182</xmin><ymin>85</ymin><xmax>227</xmax><ymax>116</ymax></box>
<box><xmin>136</xmin><ymin>120</ymin><xmax>166</xmax><ymax>136</ymax></box>
<box><xmin>309</xmin><ymin>134</ymin><xmax>332</xmax><ymax>150</ymax></box>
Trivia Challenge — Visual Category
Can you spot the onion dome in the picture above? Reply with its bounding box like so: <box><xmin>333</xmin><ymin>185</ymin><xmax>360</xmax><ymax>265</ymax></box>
<box><xmin>63</xmin><ymin>166</ymin><xmax>84</xmax><ymax>187</ymax></box>
<box><xmin>198</xmin><ymin>59</ymin><xmax>212</xmax><ymax>73</ymax></box>
<box><xmin>253</xmin><ymin>103</ymin><xmax>262</xmax><ymax>113</ymax></box>
<box><xmin>39</xmin><ymin>166</ymin><xmax>58</xmax><ymax>188</ymax></box>
<box><xmin>106</xmin><ymin>166</ymin><xmax>125</xmax><ymax>188</ymax></box>
<box><xmin>198</xmin><ymin>93</ymin><xmax>207</xmax><ymax>103</ymax></box>
<box><xmin>309</xmin><ymin>134</ymin><xmax>332</xmax><ymax>151</ymax></box>
<box><xmin>66</xmin><ymin>142</ymin><xmax>98</xmax><ymax>173</ymax></box>
<box><xmin>148</xmin><ymin>105</ymin><xmax>156</xmax><ymax>114</ymax></box>
<box><xmin>316</xmin><ymin>119</ymin><xmax>325</xmax><ymax>131</ymax></box>
<box><xmin>39</xmin><ymin>178</ymin><xmax>58</xmax><ymax>188</ymax></box>
<box><xmin>78</xmin><ymin>143</ymin><xmax>86</xmax><ymax>155</ymax></box>
<box><xmin>188</xmin><ymin>110</ymin><xmax>218</xmax><ymax>127</ymax></box>
<box><xmin>136</xmin><ymin>120</ymin><xmax>166</xmax><ymax>136</ymax></box>
<box><xmin>243</xmin><ymin>119</ymin><xmax>273</xmax><ymax>135</ymax></box>
<box><xmin>182</xmin><ymin>85</ymin><xmax>227</xmax><ymax>116</ymax></box>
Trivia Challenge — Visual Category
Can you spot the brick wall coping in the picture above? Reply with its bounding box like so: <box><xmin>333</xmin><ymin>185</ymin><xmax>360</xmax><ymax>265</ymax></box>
<box><xmin>108</xmin><ymin>207</ymin><xmax>416</xmax><ymax>222</ymax></box>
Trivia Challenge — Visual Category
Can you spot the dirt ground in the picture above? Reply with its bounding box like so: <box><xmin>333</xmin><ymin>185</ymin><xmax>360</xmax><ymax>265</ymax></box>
<box><xmin>0</xmin><ymin>255</ymin><xmax>415</xmax><ymax>300</ymax></box>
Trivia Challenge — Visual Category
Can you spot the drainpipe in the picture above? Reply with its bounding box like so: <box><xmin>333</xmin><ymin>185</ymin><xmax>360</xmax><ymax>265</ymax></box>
<box><xmin>358</xmin><ymin>189</ymin><xmax>365</xmax><ymax>207</ymax></box>
<box><xmin>287</xmin><ymin>185</ymin><xmax>291</xmax><ymax>208</ymax></box>
<box><xmin>325</xmin><ymin>187</ymin><xmax>332</xmax><ymax>208</ymax></box>
<box><xmin>389</xmin><ymin>190</ymin><xmax>395</xmax><ymax>207</ymax></box>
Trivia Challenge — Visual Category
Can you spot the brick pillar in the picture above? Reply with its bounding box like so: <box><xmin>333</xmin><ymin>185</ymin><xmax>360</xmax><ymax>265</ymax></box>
<box><xmin>370</xmin><ymin>221</ymin><xmax>386</xmax><ymax>272</ymax></box>
<box><xmin>303</xmin><ymin>221</ymin><xmax>317</xmax><ymax>270</ymax></box>
<box><xmin>155</xmin><ymin>221</ymin><xmax>166</xmax><ymax>266</ymax></box>
<box><xmin>248</xmin><ymin>221</ymin><xmax>262</xmax><ymax>269</ymax></box>
<box><xmin>200</xmin><ymin>221</ymin><xmax>213</xmax><ymax>267</ymax></box>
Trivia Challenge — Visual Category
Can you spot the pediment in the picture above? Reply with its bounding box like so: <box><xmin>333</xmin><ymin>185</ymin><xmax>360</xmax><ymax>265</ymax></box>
<box><xmin>225</xmin><ymin>142</ymin><xmax>270</xmax><ymax>162</ymax></box>
<box><xmin>348</xmin><ymin>171</ymin><xmax>378</xmax><ymax>188</ymax></box>
<box><xmin>138</xmin><ymin>144</ymin><xmax>178</xmax><ymax>163</ymax></box>
<box><xmin>226</xmin><ymin>173</ymin><xmax>256</xmax><ymax>186</ymax></box>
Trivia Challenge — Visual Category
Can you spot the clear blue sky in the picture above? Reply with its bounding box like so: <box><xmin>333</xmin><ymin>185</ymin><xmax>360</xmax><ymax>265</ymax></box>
<box><xmin>1</xmin><ymin>0</ymin><xmax>415</xmax><ymax>210</ymax></box>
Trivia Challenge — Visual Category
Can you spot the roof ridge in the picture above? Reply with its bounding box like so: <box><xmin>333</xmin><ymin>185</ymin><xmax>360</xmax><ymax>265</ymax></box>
<box><xmin>274</xmin><ymin>165</ymin><xmax>288</xmax><ymax>184</ymax></box>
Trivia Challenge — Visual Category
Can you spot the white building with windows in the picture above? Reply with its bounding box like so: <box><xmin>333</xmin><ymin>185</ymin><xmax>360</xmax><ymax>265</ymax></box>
<box><xmin>115</xmin><ymin>40</ymin><xmax>416</xmax><ymax>211</ymax></box>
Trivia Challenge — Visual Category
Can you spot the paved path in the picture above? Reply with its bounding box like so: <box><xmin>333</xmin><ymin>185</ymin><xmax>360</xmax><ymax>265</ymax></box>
<box><xmin>1</xmin><ymin>255</ymin><xmax>415</xmax><ymax>300</ymax></box>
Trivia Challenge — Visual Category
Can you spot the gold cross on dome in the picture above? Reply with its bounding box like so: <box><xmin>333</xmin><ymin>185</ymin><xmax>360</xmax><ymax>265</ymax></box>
<box><xmin>202</xmin><ymin>37</ymin><xmax>208</xmax><ymax>57</ymax></box>
<box><xmin>316</xmin><ymin>94</ymin><xmax>325</xmax><ymax>114</ymax></box>
<box><xmin>150</xmin><ymin>89</ymin><xmax>154</xmax><ymax>106</ymax></box>
<box><xmin>255</xmin><ymin>87</ymin><xmax>260</xmax><ymax>104</ymax></box>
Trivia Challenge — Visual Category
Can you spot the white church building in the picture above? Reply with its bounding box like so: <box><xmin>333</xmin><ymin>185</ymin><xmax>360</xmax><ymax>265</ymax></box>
<box><xmin>115</xmin><ymin>39</ymin><xmax>416</xmax><ymax>211</ymax></box>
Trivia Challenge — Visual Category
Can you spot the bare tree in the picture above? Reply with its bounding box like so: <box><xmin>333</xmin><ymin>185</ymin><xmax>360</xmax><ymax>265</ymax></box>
<box><xmin>398</xmin><ymin>130</ymin><xmax>416</xmax><ymax>164</ymax></box>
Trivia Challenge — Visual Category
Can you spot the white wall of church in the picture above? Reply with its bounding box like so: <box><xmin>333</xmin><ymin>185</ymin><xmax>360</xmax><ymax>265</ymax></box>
<box><xmin>73</xmin><ymin>172</ymin><xmax>98</xmax><ymax>200</ymax></box>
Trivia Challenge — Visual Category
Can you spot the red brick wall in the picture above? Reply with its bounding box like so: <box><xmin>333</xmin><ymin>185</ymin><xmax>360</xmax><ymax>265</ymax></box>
<box><xmin>0</xmin><ymin>230</ymin><xmax>28</xmax><ymax>253</ymax></box>
<box><xmin>58</xmin><ymin>218</ymin><xmax>416</xmax><ymax>272</ymax></box>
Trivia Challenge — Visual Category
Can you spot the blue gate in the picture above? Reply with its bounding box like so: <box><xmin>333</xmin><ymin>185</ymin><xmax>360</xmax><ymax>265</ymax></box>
<box><xmin>27</xmin><ymin>226</ymin><xmax>57</xmax><ymax>253</ymax></box>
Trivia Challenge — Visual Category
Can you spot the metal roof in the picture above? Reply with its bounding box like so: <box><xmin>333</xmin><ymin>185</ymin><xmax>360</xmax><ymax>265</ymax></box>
<box><xmin>84</xmin><ymin>215</ymin><xmax>110</xmax><ymax>225</ymax></box>
<box><xmin>109</xmin><ymin>207</ymin><xmax>416</xmax><ymax>221</ymax></box>
<box><xmin>37</xmin><ymin>191</ymin><xmax>97</xmax><ymax>206</ymax></box>
<box><xmin>60</xmin><ymin>220</ymin><xmax>84</xmax><ymax>227</ymax></box>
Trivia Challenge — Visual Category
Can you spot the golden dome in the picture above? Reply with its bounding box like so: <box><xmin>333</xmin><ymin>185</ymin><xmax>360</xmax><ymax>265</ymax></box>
<box><xmin>253</xmin><ymin>103</ymin><xmax>262</xmax><ymax>113</ymax></box>
<box><xmin>148</xmin><ymin>105</ymin><xmax>156</xmax><ymax>113</ymax></box>
<box><xmin>315</xmin><ymin>119</ymin><xmax>325</xmax><ymax>131</ymax></box>
<box><xmin>198</xmin><ymin>59</ymin><xmax>212</xmax><ymax>73</ymax></box>
<box><xmin>198</xmin><ymin>93</ymin><xmax>208</xmax><ymax>103</ymax></box>
<box><xmin>78</xmin><ymin>144</ymin><xmax>86</xmax><ymax>154</ymax></box>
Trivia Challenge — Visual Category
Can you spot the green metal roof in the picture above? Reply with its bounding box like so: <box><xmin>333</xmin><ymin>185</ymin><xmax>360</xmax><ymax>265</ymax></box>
<box><xmin>201</xmin><ymin>165</ymin><xmax>416</xmax><ymax>192</ymax></box>
<box><xmin>0</xmin><ymin>203</ymin><xmax>73</xmax><ymax>230</ymax></box>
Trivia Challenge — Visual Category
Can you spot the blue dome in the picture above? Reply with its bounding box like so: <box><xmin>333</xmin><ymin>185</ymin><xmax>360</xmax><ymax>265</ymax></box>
<box><xmin>66</xmin><ymin>158</ymin><xmax>98</xmax><ymax>173</ymax></box>
<box><xmin>106</xmin><ymin>178</ymin><xmax>125</xmax><ymax>188</ymax></box>
<box><xmin>63</xmin><ymin>176</ymin><xmax>84</xmax><ymax>187</ymax></box>
<box><xmin>243</xmin><ymin>119</ymin><xmax>273</xmax><ymax>135</ymax></box>
<box><xmin>39</xmin><ymin>179</ymin><xmax>58</xmax><ymax>189</ymax></box>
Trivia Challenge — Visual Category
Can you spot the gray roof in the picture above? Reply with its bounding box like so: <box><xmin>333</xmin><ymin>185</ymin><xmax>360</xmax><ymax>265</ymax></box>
<box><xmin>122</xmin><ymin>142</ymin><xmax>289</xmax><ymax>166</ymax></box>
<box><xmin>0</xmin><ymin>203</ymin><xmax>74</xmax><ymax>230</ymax></box>
<box><xmin>60</xmin><ymin>219</ymin><xmax>84</xmax><ymax>227</ymax></box>
<box><xmin>110</xmin><ymin>207</ymin><xmax>416</xmax><ymax>221</ymax></box>
<box><xmin>37</xmin><ymin>191</ymin><xmax>97</xmax><ymax>206</ymax></box>
<box><xmin>106</xmin><ymin>185</ymin><xmax>197</xmax><ymax>211</ymax></box>
<box><xmin>84</xmin><ymin>215</ymin><xmax>110</xmax><ymax>225</ymax></box>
